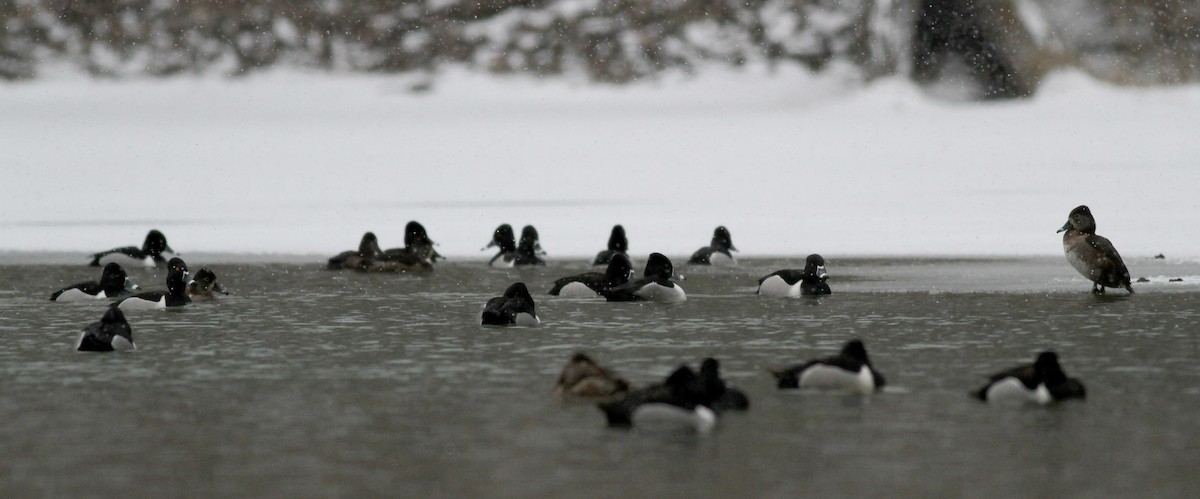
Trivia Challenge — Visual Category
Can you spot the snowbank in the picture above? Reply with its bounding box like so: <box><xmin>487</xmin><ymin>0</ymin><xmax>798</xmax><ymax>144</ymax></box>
<box><xmin>2</xmin><ymin>67</ymin><xmax>1198</xmax><ymax>260</ymax></box>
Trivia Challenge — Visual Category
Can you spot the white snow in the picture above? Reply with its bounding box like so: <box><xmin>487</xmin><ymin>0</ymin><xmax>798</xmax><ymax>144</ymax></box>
<box><xmin>2</xmin><ymin>66</ymin><xmax>1199</xmax><ymax>261</ymax></box>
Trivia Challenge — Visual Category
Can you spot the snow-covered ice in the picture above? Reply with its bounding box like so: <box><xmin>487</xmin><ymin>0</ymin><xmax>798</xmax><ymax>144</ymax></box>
<box><xmin>2</xmin><ymin>66</ymin><xmax>1198</xmax><ymax>261</ymax></box>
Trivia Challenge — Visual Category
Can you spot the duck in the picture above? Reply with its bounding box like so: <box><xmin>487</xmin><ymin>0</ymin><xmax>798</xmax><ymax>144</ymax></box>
<box><xmin>605</xmin><ymin>253</ymin><xmax>686</xmax><ymax>303</ymax></box>
<box><xmin>515</xmin><ymin>225</ymin><xmax>546</xmax><ymax>266</ymax></box>
<box><xmin>972</xmin><ymin>351</ymin><xmax>1086</xmax><ymax>404</ymax></box>
<box><xmin>1058</xmin><ymin>205</ymin><xmax>1133</xmax><ymax>295</ymax></box>
<box><xmin>548</xmin><ymin>253</ymin><xmax>634</xmax><ymax>298</ymax></box>
<box><xmin>757</xmin><ymin>254</ymin><xmax>831</xmax><ymax>297</ymax></box>
<box><xmin>186</xmin><ymin>268</ymin><xmax>228</xmax><ymax>302</ymax></box>
<box><xmin>481</xmin><ymin>282</ymin><xmax>540</xmax><ymax>325</ymax></box>
<box><xmin>771</xmin><ymin>339</ymin><xmax>886</xmax><ymax>393</ymax></box>
<box><xmin>687</xmin><ymin>226</ymin><xmax>737</xmax><ymax>266</ymax></box>
<box><xmin>327</xmin><ymin>232</ymin><xmax>383</xmax><ymax>270</ymax></box>
<box><xmin>482</xmin><ymin>224</ymin><xmax>519</xmax><ymax>267</ymax></box>
<box><xmin>592</xmin><ymin>225</ymin><xmax>628</xmax><ymax>266</ymax></box>
<box><xmin>374</xmin><ymin>221</ymin><xmax>442</xmax><ymax>272</ymax></box>
<box><xmin>554</xmin><ymin>352</ymin><xmax>630</xmax><ymax>399</ymax></box>
<box><xmin>113</xmin><ymin>257</ymin><xmax>192</xmax><ymax>310</ymax></box>
<box><xmin>75</xmin><ymin>307</ymin><xmax>136</xmax><ymax>352</ymax></box>
<box><xmin>50</xmin><ymin>262</ymin><xmax>140</xmax><ymax>301</ymax></box>
<box><xmin>88</xmin><ymin>229</ymin><xmax>174</xmax><ymax>268</ymax></box>
<box><xmin>597</xmin><ymin>357</ymin><xmax>747</xmax><ymax>432</ymax></box>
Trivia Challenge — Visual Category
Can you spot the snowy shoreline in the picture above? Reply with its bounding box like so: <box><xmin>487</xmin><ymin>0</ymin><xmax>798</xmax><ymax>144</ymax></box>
<box><xmin>3</xmin><ymin>67</ymin><xmax>1198</xmax><ymax>258</ymax></box>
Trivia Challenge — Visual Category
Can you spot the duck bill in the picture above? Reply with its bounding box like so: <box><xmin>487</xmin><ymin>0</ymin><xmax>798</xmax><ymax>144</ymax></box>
<box><xmin>213</xmin><ymin>283</ymin><xmax>229</xmax><ymax>295</ymax></box>
<box><xmin>481</xmin><ymin>240</ymin><xmax>496</xmax><ymax>251</ymax></box>
<box><xmin>125</xmin><ymin>278</ymin><xmax>141</xmax><ymax>291</ymax></box>
<box><xmin>673</xmin><ymin>272</ymin><xmax>686</xmax><ymax>281</ymax></box>
<box><xmin>1057</xmin><ymin>221</ymin><xmax>1072</xmax><ymax>233</ymax></box>
<box><xmin>816</xmin><ymin>266</ymin><xmax>829</xmax><ymax>282</ymax></box>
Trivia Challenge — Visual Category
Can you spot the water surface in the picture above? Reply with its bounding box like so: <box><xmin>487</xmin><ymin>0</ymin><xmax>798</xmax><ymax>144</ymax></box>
<box><xmin>2</xmin><ymin>256</ymin><xmax>1199</xmax><ymax>497</ymax></box>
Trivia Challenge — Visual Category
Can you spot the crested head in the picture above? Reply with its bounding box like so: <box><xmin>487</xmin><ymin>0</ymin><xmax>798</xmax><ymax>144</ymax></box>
<box><xmin>700</xmin><ymin>358</ymin><xmax>720</xmax><ymax>377</ymax></box>
<box><xmin>841</xmin><ymin>339</ymin><xmax>870</xmax><ymax>362</ymax></box>
<box><xmin>644</xmin><ymin>252</ymin><xmax>675</xmax><ymax>279</ymax></box>
<box><xmin>608</xmin><ymin>225</ymin><xmax>628</xmax><ymax>252</ymax></box>
<box><xmin>709</xmin><ymin>226</ymin><xmax>736</xmax><ymax>252</ymax></box>
<box><xmin>1062</xmin><ymin>205</ymin><xmax>1097</xmax><ymax>234</ymax></box>
<box><xmin>143</xmin><ymin>229</ymin><xmax>170</xmax><ymax>254</ymax></box>
<box><xmin>404</xmin><ymin>221</ymin><xmax>431</xmax><ymax>247</ymax></box>
<box><xmin>167</xmin><ymin>257</ymin><xmax>188</xmax><ymax>273</ymax></box>
<box><xmin>806</xmin><ymin>254</ymin><xmax>826</xmax><ymax>267</ymax></box>
<box><xmin>1033</xmin><ymin>351</ymin><xmax>1065</xmax><ymax>380</ymax></box>
<box><xmin>359</xmin><ymin>232</ymin><xmax>381</xmax><ymax>253</ymax></box>
<box><xmin>491</xmin><ymin>224</ymin><xmax>517</xmax><ymax>251</ymax></box>
<box><xmin>102</xmin><ymin>306</ymin><xmax>128</xmax><ymax>326</ymax></box>
<box><xmin>605</xmin><ymin>253</ymin><xmax>634</xmax><ymax>284</ymax></box>
<box><xmin>503</xmin><ymin>282</ymin><xmax>532</xmax><ymax>300</ymax></box>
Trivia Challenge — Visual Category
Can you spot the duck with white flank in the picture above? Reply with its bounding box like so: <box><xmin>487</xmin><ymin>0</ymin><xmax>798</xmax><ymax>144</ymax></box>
<box><xmin>1059</xmin><ymin>205</ymin><xmax>1133</xmax><ymax>295</ymax></box>
<box><xmin>548</xmin><ymin>254</ymin><xmax>635</xmax><ymax>299</ymax></box>
<box><xmin>88</xmin><ymin>229</ymin><xmax>174</xmax><ymax>268</ymax></box>
<box><xmin>592</xmin><ymin>225</ymin><xmax>628</xmax><ymax>266</ymax></box>
<box><xmin>598</xmin><ymin>358</ymin><xmax>748</xmax><ymax>433</ymax></box>
<box><xmin>688</xmin><ymin>226</ymin><xmax>737</xmax><ymax>266</ymax></box>
<box><xmin>757</xmin><ymin>254</ymin><xmax>831</xmax><ymax>297</ymax></box>
<box><xmin>51</xmin><ymin>262</ymin><xmax>140</xmax><ymax>301</ymax></box>
<box><xmin>113</xmin><ymin>257</ymin><xmax>192</xmax><ymax>311</ymax></box>
<box><xmin>481</xmin><ymin>283</ymin><xmax>540</xmax><ymax>326</ymax></box>
<box><xmin>972</xmin><ymin>352</ymin><xmax>1086</xmax><ymax>404</ymax></box>
<box><xmin>605</xmin><ymin>253</ymin><xmax>686</xmax><ymax>303</ymax></box>
<box><xmin>771</xmin><ymin>339</ymin><xmax>886</xmax><ymax>394</ymax></box>
<box><xmin>75</xmin><ymin>307</ymin><xmax>136</xmax><ymax>352</ymax></box>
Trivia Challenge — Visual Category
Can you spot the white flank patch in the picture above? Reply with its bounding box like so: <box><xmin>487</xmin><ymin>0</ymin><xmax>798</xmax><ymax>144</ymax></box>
<box><xmin>110</xmin><ymin>336</ymin><xmax>136</xmax><ymax>351</ymax></box>
<box><xmin>54</xmin><ymin>289</ymin><xmax>93</xmax><ymax>302</ymax></box>
<box><xmin>556</xmin><ymin>281</ymin><xmax>600</xmax><ymax>299</ymax></box>
<box><xmin>75</xmin><ymin>331</ymin><xmax>86</xmax><ymax>350</ymax></box>
<box><xmin>799</xmin><ymin>365</ymin><xmax>875</xmax><ymax>393</ymax></box>
<box><xmin>635</xmin><ymin>283</ymin><xmax>687</xmax><ymax>303</ymax></box>
<box><xmin>118</xmin><ymin>296</ymin><xmax>166</xmax><ymax>311</ymax></box>
<box><xmin>632</xmin><ymin>403</ymin><xmax>716</xmax><ymax>433</ymax></box>
<box><xmin>756</xmin><ymin>275</ymin><xmax>799</xmax><ymax>297</ymax></box>
<box><xmin>708</xmin><ymin>253</ymin><xmax>737</xmax><ymax>266</ymax></box>
<box><xmin>985</xmin><ymin>377</ymin><xmax>1048</xmax><ymax>405</ymax></box>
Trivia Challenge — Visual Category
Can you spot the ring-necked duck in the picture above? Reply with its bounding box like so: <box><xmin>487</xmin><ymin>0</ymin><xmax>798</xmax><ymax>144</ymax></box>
<box><xmin>688</xmin><ymin>226</ymin><xmax>737</xmax><ymax>266</ymax></box>
<box><xmin>481</xmin><ymin>282</ymin><xmax>541</xmax><ymax>325</ymax></box>
<box><xmin>483</xmin><ymin>224</ymin><xmax>519</xmax><ymax>267</ymax></box>
<box><xmin>555</xmin><ymin>352</ymin><xmax>630</xmax><ymax>399</ymax></box>
<box><xmin>549</xmin><ymin>254</ymin><xmax>635</xmax><ymax>298</ymax></box>
<box><xmin>75</xmin><ymin>307</ymin><xmax>136</xmax><ymax>352</ymax></box>
<box><xmin>374</xmin><ymin>221</ymin><xmax>442</xmax><ymax>272</ymax></box>
<box><xmin>757</xmin><ymin>254</ymin><xmax>831</xmax><ymax>297</ymax></box>
<box><xmin>51</xmin><ymin>262</ymin><xmax>140</xmax><ymax>301</ymax></box>
<box><xmin>88</xmin><ymin>229</ymin><xmax>174</xmax><ymax>268</ymax></box>
<box><xmin>516</xmin><ymin>225</ymin><xmax>546</xmax><ymax>266</ymax></box>
<box><xmin>972</xmin><ymin>351</ymin><xmax>1086</xmax><ymax>404</ymax></box>
<box><xmin>605</xmin><ymin>253</ymin><xmax>686</xmax><ymax>303</ymax></box>
<box><xmin>771</xmin><ymin>339</ymin><xmax>886</xmax><ymax>393</ymax></box>
<box><xmin>1059</xmin><ymin>205</ymin><xmax>1133</xmax><ymax>294</ymax></box>
<box><xmin>113</xmin><ymin>257</ymin><xmax>192</xmax><ymax>310</ymax></box>
<box><xmin>598</xmin><ymin>358</ymin><xmax>747</xmax><ymax>432</ymax></box>
<box><xmin>186</xmin><ymin>268</ymin><xmax>228</xmax><ymax>301</ymax></box>
<box><xmin>327</xmin><ymin>232</ymin><xmax>383</xmax><ymax>270</ymax></box>
<box><xmin>592</xmin><ymin>225</ymin><xmax>628</xmax><ymax>266</ymax></box>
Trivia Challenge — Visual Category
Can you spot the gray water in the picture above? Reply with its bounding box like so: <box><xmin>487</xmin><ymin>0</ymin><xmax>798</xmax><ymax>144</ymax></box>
<box><xmin>2</xmin><ymin>255</ymin><xmax>1199</xmax><ymax>497</ymax></box>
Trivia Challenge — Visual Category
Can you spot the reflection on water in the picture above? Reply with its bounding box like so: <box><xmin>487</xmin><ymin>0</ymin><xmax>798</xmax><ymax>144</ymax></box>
<box><xmin>1</xmin><ymin>257</ymin><xmax>1199</xmax><ymax>496</ymax></box>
